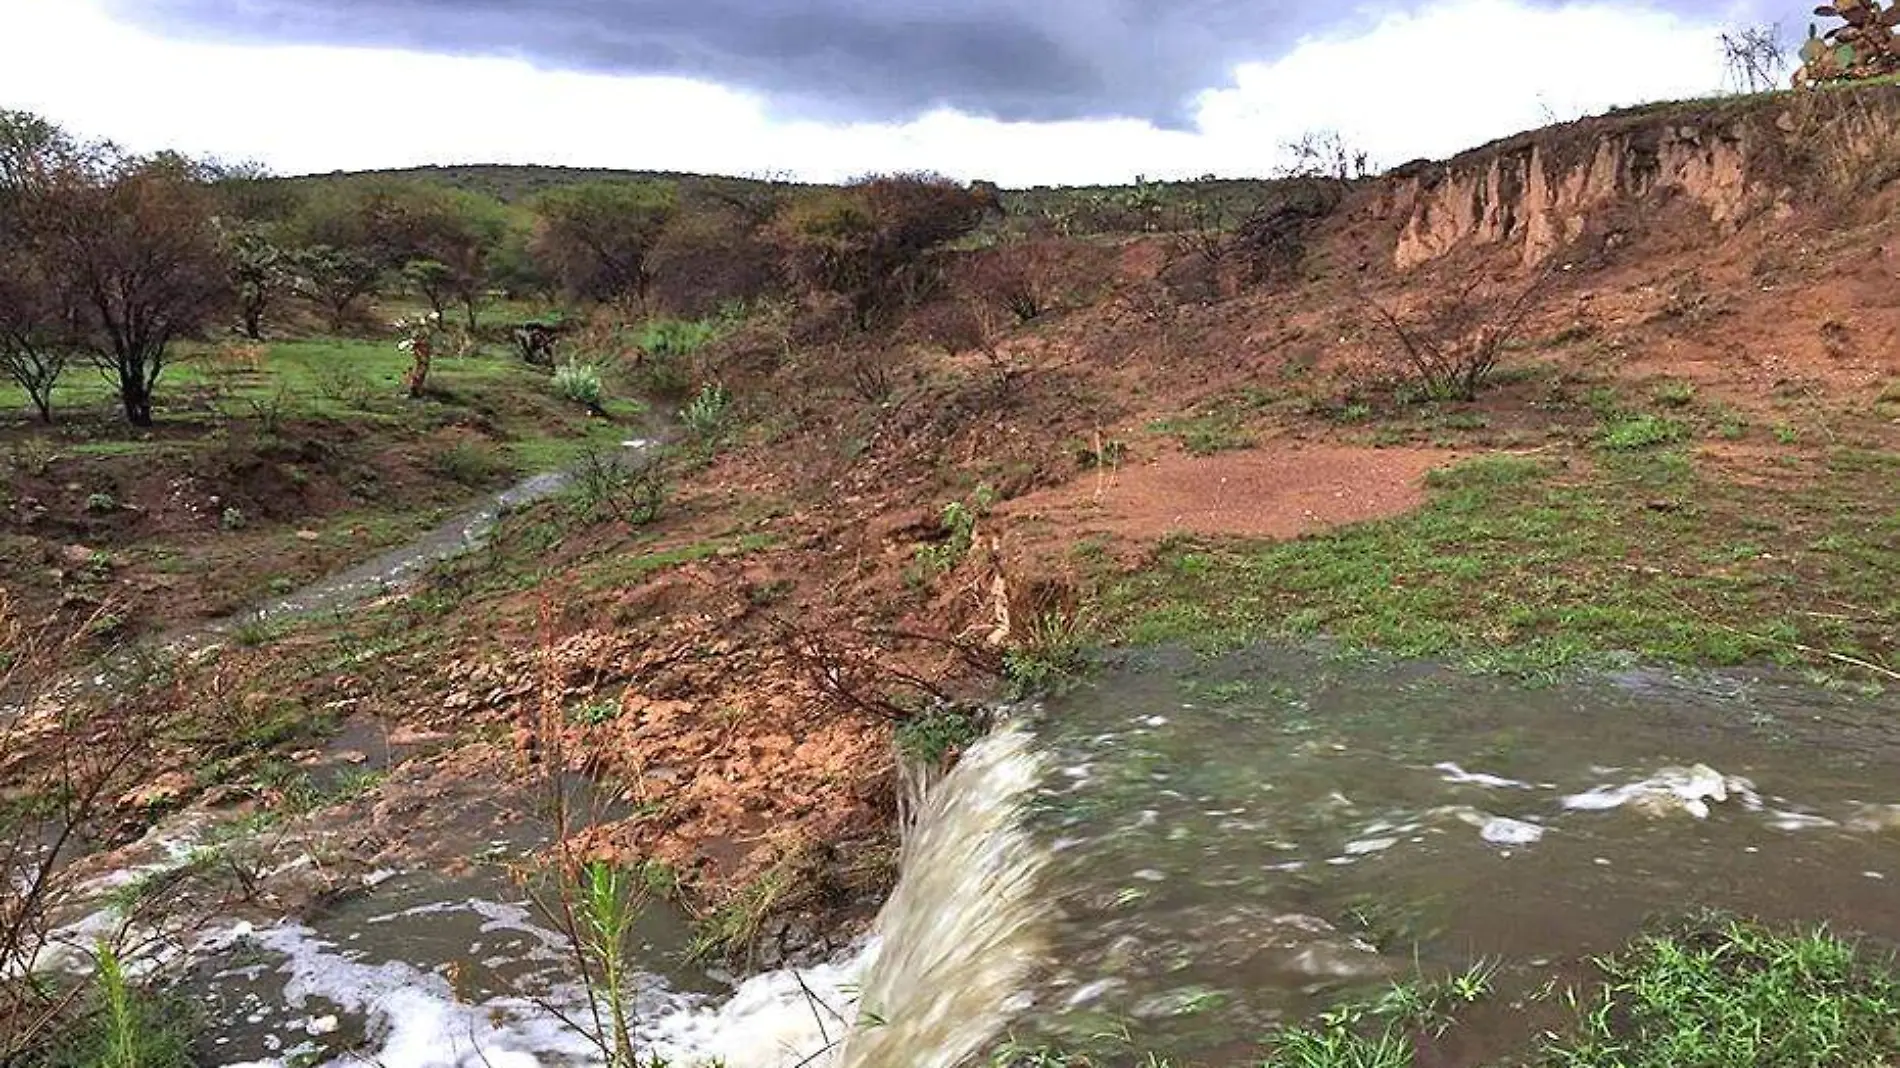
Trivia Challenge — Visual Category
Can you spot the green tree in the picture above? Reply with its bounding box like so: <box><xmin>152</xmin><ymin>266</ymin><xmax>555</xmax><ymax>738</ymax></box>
<box><xmin>43</xmin><ymin>153</ymin><xmax>232</xmax><ymax>426</ymax></box>
<box><xmin>403</xmin><ymin>258</ymin><xmax>454</xmax><ymax>320</ymax></box>
<box><xmin>289</xmin><ymin>245</ymin><xmax>382</xmax><ymax>330</ymax></box>
<box><xmin>288</xmin><ymin>179</ymin><xmax>505</xmax><ymax>329</ymax></box>
<box><xmin>527</xmin><ymin>181</ymin><xmax>677</xmax><ymax>304</ymax></box>
<box><xmin>223</xmin><ymin>223</ymin><xmax>290</xmax><ymax>340</ymax></box>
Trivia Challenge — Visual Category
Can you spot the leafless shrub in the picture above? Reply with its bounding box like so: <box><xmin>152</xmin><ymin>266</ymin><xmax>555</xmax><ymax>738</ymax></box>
<box><xmin>969</xmin><ymin>244</ymin><xmax>1057</xmax><ymax>324</ymax></box>
<box><xmin>914</xmin><ymin>299</ymin><xmax>1014</xmax><ymax>392</ymax></box>
<box><xmin>849</xmin><ymin>346</ymin><xmax>898</xmax><ymax>403</ymax></box>
<box><xmin>1360</xmin><ymin>271</ymin><xmax>1549</xmax><ymax>401</ymax></box>
<box><xmin>1721</xmin><ymin>24</ymin><xmax>1788</xmax><ymax>93</ymax></box>
<box><xmin>1276</xmin><ymin>129</ymin><xmax>1377</xmax><ymax>183</ymax></box>
<box><xmin>1233</xmin><ymin>180</ymin><xmax>1345</xmax><ymax>286</ymax></box>
<box><xmin>0</xmin><ymin>593</ymin><xmax>180</xmax><ymax>1059</ymax></box>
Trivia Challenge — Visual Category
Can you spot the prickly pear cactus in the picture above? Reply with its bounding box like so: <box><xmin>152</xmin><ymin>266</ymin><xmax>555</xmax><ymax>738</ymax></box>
<box><xmin>1795</xmin><ymin>0</ymin><xmax>1900</xmax><ymax>87</ymax></box>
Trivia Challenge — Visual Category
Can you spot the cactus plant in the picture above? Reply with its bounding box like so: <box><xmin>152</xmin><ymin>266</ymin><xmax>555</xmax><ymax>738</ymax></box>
<box><xmin>1794</xmin><ymin>0</ymin><xmax>1900</xmax><ymax>86</ymax></box>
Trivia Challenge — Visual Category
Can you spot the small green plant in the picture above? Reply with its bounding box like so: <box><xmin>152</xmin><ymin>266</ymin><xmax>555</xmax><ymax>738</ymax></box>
<box><xmin>1003</xmin><ymin>610</ymin><xmax>1092</xmax><ymax>697</ymax></box>
<box><xmin>1773</xmin><ymin>423</ymin><xmax>1800</xmax><ymax>445</ymax></box>
<box><xmin>571</xmin><ymin>699</ymin><xmax>621</xmax><ymax>726</ymax></box>
<box><xmin>680</xmin><ymin>382</ymin><xmax>733</xmax><ymax>445</ymax></box>
<box><xmin>1654</xmin><ymin>380</ymin><xmax>1697</xmax><ymax>408</ymax></box>
<box><xmin>219</xmin><ymin>506</ymin><xmax>246</xmax><ymax>531</ymax></box>
<box><xmin>1260</xmin><ymin>963</ymin><xmax>1494</xmax><ymax>1068</ymax></box>
<box><xmin>1149</xmin><ymin>410</ymin><xmax>1253</xmax><ymax>455</ymax></box>
<box><xmin>687</xmin><ymin>863</ymin><xmax>794</xmax><ymax>967</ymax></box>
<box><xmin>1075</xmin><ymin>437</ymin><xmax>1128</xmax><ymax>469</ymax></box>
<box><xmin>1600</xmin><ymin>415</ymin><xmax>1688</xmax><ymax>451</ymax></box>
<box><xmin>910</xmin><ymin>485</ymin><xmax>998</xmax><ymax>579</ymax></box>
<box><xmin>633</xmin><ymin>318</ymin><xmax>725</xmax><ymax>397</ymax></box>
<box><xmin>85</xmin><ymin>492</ymin><xmax>118</xmax><ymax>514</ymax></box>
<box><xmin>894</xmin><ymin>706</ymin><xmax>982</xmax><ymax>766</ymax></box>
<box><xmin>51</xmin><ymin>940</ymin><xmax>195</xmax><ymax>1068</ymax></box>
<box><xmin>231</xmin><ymin>618</ymin><xmax>280</xmax><ymax>648</ymax></box>
<box><xmin>552</xmin><ymin>360</ymin><xmax>606</xmax><ymax>409</ymax></box>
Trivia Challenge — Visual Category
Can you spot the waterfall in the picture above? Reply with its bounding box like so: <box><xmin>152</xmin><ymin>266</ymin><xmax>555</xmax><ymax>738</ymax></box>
<box><xmin>834</xmin><ymin>722</ymin><xmax>1051</xmax><ymax>1067</ymax></box>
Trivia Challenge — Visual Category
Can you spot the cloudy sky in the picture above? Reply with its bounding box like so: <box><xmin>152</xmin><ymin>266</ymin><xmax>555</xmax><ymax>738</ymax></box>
<box><xmin>2</xmin><ymin>0</ymin><xmax>1764</xmax><ymax>185</ymax></box>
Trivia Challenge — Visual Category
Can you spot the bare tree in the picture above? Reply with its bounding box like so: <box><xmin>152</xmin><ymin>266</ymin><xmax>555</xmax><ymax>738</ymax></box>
<box><xmin>1276</xmin><ymin>129</ymin><xmax>1376</xmax><ymax>183</ymax></box>
<box><xmin>1721</xmin><ymin>24</ymin><xmax>1788</xmax><ymax>93</ymax></box>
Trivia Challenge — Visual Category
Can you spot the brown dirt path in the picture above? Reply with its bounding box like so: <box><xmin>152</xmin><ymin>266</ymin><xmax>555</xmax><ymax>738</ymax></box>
<box><xmin>1002</xmin><ymin>446</ymin><xmax>1461</xmax><ymax>541</ymax></box>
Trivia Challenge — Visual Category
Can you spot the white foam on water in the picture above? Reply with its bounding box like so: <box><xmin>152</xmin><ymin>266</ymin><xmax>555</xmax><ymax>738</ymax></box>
<box><xmin>1479</xmin><ymin>817</ymin><xmax>1546</xmax><ymax>845</ymax></box>
<box><xmin>1433</xmin><ymin>762</ymin><xmax>1534</xmax><ymax>790</ymax></box>
<box><xmin>1561</xmin><ymin>764</ymin><xmax>1759</xmax><ymax>819</ymax></box>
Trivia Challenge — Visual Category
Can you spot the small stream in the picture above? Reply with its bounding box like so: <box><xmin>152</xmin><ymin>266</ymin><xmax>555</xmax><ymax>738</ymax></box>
<box><xmin>222</xmin><ymin>440</ymin><xmax>649</xmax><ymax>632</ymax></box>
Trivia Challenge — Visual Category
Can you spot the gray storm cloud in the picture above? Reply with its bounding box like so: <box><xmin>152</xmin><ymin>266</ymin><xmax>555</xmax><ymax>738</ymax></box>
<box><xmin>99</xmin><ymin>0</ymin><xmax>1320</xmax><ymax>125</ymax></box>
<box><xmin>99</xmin><ymin>0</ymin><xmax>1751</xmax><ymax>126</ymax></box>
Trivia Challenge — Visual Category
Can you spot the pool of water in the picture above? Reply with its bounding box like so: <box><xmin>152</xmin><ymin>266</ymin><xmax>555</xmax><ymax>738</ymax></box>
<box><xmin>997</xmin><ymin>646</ymin><xmax>1900</xmax><ymax>1059</ymax></box>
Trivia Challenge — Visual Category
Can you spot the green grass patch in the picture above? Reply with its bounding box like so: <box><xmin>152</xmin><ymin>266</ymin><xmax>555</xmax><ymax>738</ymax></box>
<box><xmin>1101</xmin><ymin>449</ymin><xmax>1900</xmax><ymax>679</ymax></box>
<box><xmin>1147</xmin><ymin>393</ymin><xmax>1275</xmax><ymax>455</ymax></box>
<box><xmin>573</xmin><ymin>532</ymin><xmax>781</xmax><ymax>592</ymax></box>
<box><xmin>1542</xmin><ymin>915</ymin><xmax>1900</xmax><ymax>1068</ymax></box>
<box><xmin>989</xmin><ymin>917</ymin><xmax>1900</xmax><ymax>1068</ymax></box>
<box><xmin>1600</xmin><ymin>415</ymin><xmax>1688</xmax><ymax>451</ymax></box>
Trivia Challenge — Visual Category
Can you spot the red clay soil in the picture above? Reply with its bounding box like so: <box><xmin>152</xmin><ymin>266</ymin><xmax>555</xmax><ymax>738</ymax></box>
<box><xmin>1003</xmin><ymin>445</ymin><xmax>1461</xmax><ymax>542</ymax></box>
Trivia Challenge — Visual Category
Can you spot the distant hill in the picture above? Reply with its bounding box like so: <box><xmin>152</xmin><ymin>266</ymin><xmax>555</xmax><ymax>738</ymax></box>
<box><xmin>286</xmin><ymin>164</ymin><xmax>809</xmax><ymax>204</ymax></box>
<box><xmin>287</xmin><ymin>163</ymin><xmax>1329</xmax><ymax>233</ymax></box>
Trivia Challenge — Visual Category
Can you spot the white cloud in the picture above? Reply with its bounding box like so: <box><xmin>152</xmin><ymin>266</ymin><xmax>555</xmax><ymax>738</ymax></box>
<box><xmin>0</xmin><ymin>0</ymin><xmax>1734</xmax><ymax>185</ymax></box>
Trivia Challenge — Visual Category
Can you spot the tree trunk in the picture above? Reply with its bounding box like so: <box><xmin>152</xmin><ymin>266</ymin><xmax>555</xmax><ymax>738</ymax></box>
<box><xmin>121</xmin><ymin>382</ymin><xmax>153</xmax><ymax>427</ymax></box>
<box><xmin>241</xmin><ymin>304</ymin><xmax>265</xmax><ymax>341</ymax></box>
<box><xmin>463</xmin><ymin>299</ymin><xmax>479</xmax><ymax>334</ymax></box>
<box><xmin>30</xmin><ymin>391</ymin><xmax>52</xmax><ymax>423</ymax></box>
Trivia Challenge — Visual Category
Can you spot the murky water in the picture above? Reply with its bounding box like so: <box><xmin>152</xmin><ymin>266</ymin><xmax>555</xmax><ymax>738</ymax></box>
<box><xmin>985</xmin><ymin>646</ymin><xmax>1900</xmax><ymax>1060</ymax></box>
<box><xmin>75</xmin><ymin>644</ymin><xmax>1900</xmax><ymax>1066</ymax></box>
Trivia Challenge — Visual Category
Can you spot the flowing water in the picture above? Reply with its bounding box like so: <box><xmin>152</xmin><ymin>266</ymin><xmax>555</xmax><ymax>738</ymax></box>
<box><xmin>220</xmin><ymin>440</ymin><xmax>651</xmax><ymax>632</ymax></box>
<box><xmin>83</xmin><ymin>644</ymin><xmax>1900</xmax><ymax>1065</ymax></box>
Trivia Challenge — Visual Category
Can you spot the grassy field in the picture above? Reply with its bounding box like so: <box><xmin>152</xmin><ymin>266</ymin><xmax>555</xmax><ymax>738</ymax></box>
<box><xmin>1101</xmin><ymin>447</ymin><xmax>1900</xmax><ymax>682</ymax></box>
<box><xmin>0</xmin><ymin>333</ymin><xmax>644</xmax><ymax>466</ymax></box>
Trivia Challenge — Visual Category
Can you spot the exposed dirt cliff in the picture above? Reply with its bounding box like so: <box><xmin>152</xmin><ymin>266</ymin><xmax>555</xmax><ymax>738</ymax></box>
<box><xmin>1385</xmin><ymin>86</ymin><xmax>1900</xmax><ymax>269</ymax></box>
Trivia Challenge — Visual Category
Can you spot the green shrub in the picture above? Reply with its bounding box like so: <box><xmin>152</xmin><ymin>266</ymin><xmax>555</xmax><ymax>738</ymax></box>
<box><xmin>895</xmin><ymin>706</ymin><xmax>982</xmax><ymax>766</ymax></box>
<box><xmin>634</xmin><ymin>318</ymin><xmax>725</xmax><ymax>397</ymax></box>
<box><xmin>910</xmin><ymin>485</ymin><xmax>998</xmax><ymax>580</ymax></box>
<box><xmin>85</xmin><ymin>492</ymin><xmax>117</xmax><ymax>514</ymax></box>
<box><xmin>680</xmin><ymin>383</ymin><xmax>733</xmax><ymax>444</ymax></box>
<box><xmin>1601</xmin><ymin>415</ymin><xmax>1688</xmax><ymax>451</ymax></box>
<box><xmin>552</xmin><ymin>361</ymin><xmax>605</xmax><ymax>408</ymax></box>
<box><xmin>430</xmin><ymin>440</ymin><xmax>512</xmax><ymax>486</ymax></box>
<box><xmin>637</xmin><ymin>318</ymin><xmax>723</xmax><ymax>359</ymax></box>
